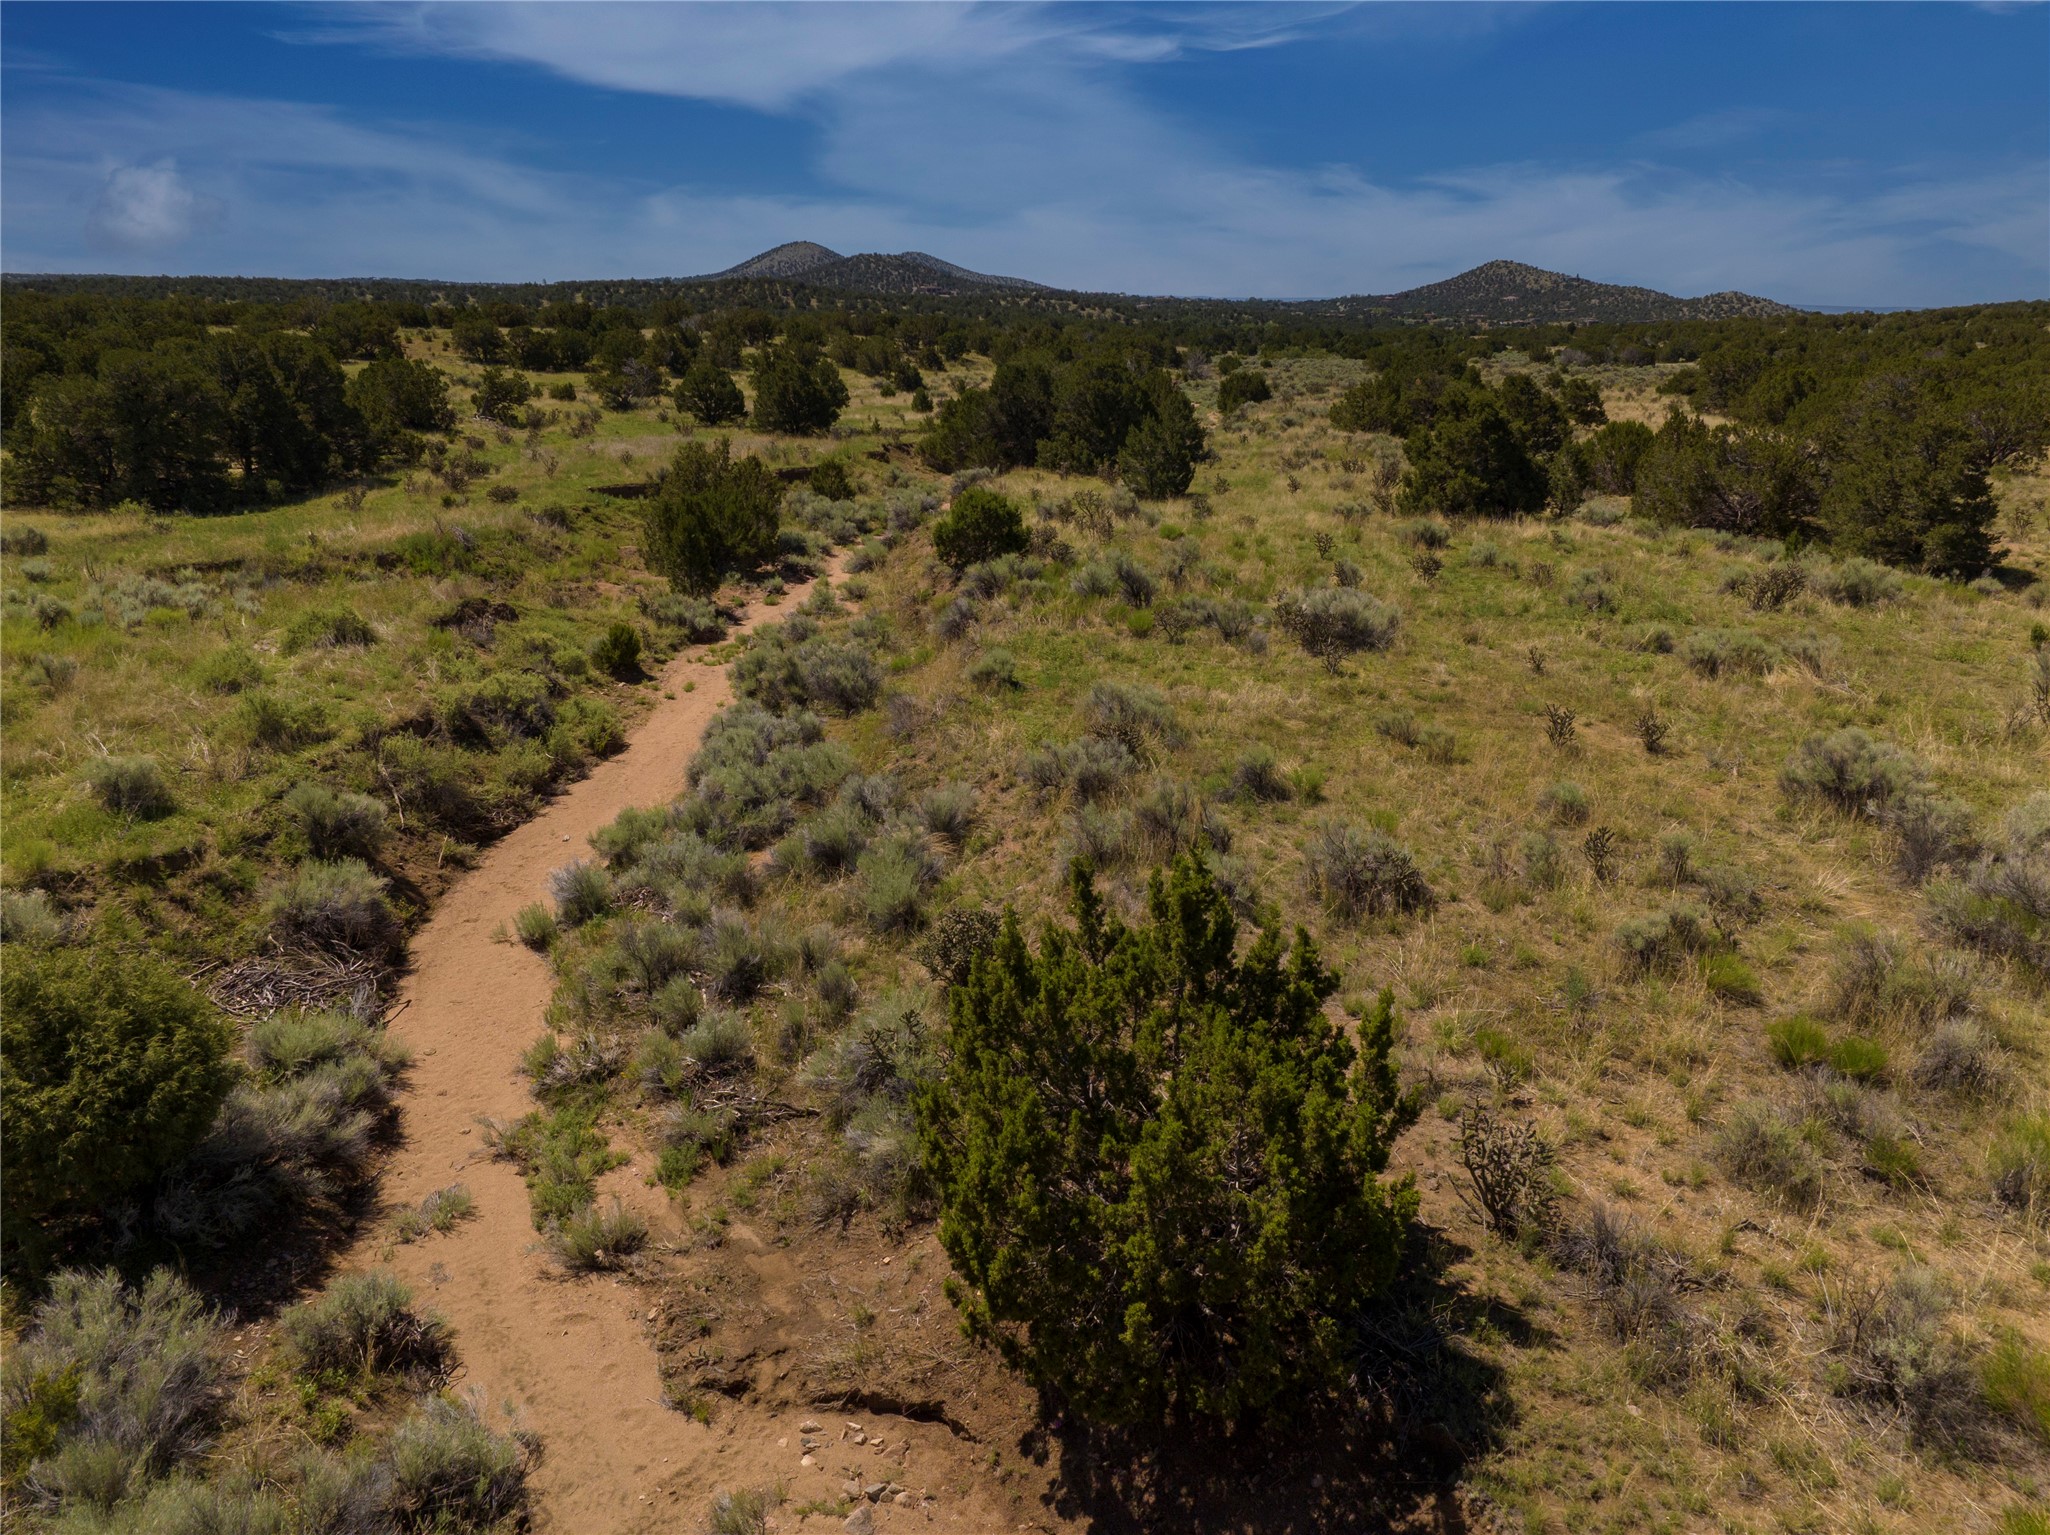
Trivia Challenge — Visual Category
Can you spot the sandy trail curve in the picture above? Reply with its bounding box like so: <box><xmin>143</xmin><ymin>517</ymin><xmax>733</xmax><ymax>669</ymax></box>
<box><xmin>349</xmin><ymin>565</ymin><xmax>843</xmax><ymax>1534</ymax></box>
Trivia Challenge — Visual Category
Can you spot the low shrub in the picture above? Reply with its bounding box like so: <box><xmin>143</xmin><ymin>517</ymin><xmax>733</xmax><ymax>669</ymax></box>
<box><xmin>1303</xmin><ymin>822</ymin><xmax>1434</xmax><ymax>921</ymax></box>
<box><xmin>796</xmin><ymin>638</ymin><xmax>882</xmax><ymax>715</ymax></box>
<box><xmin>1</xmin><ymin>888</ymin><xmax>66</xmax><ymax>944</ymax></box>
<box><xmin>1914</xmin><ymin>1019</ymin><xmax>2006</xmax><ymax>1098</ymax></box>
<box><xmin>708</xmin><ymin>1483</ymin><xmax>786</xmax><ymax>1535</ymax></box>
<box><xmin>155</xmin><ymin>1005</ymin><xmax>401</xmax><ymax>1244</ymax></box>
<box><xmin>657</xmin><ymin>1102</ymin><xmax>739</xmax><ymax>1186</ymax></box>
<box><xmin>513</xmin><ymin>903</ymin><xmax>557</xmax><ymax>951</ymax></box>
<box><xmin>4</xmin><ymin>1268</ymin><xmax>227</xmax><ymax>1499</ymax></box>
<box><xmin>1700</xmin><ymin>952</ymin><xmax>1762</xmax><ymax>1005</ymax></box>
<box><xmin>1373</xmin><ymin>711</ymin><xmax>1421</xmax><ymax>749</ymax></box>
<box><xmin>802</xmin><ymin>990</ymin><xmax>936</xmax><ymax>1136</ymax></box>
<box><xmin>1766</xmin><ymin>1015</ymin><xmax>1830</xmax><ymax>1069</ymax></box>
<box><xmin>285</xmin><ymin>784</ymin><xmax>389</xmax><ymax>861</ymax></box>
<box><xmin>1782</xmin><ymin>631</ymin><xmax>1838</xmax><ymax>680</ymax></box>
<box><xmin>1062</xmin><ymin>804</ymin><xmax>1136</xmax><ymax>869</ymax></box>
<box><xmin>1810</xmin><ymin>556</ymin><xmax>1903</xmax><ymax>607</ymax></box>
<box><xmin>1548</xmin><ymin>1205</ymin><xmax>1701</xmax><ymax>1386</ymax></box>
<box><xmin>1991</xmin><ymin>1114</ymin><xmax>2050</xmax><ymax>1213</ymax></box>
<box><xmin>1229</xmin><ymin>746</ymin><xmax>1291</xmax><ymax>802</ymax></box>
<box><xmin>1273</xmin><ymin>586</ymin><xmax>1401</xmax><ymax>670</ymax></box>
<box><xmin>282</xmin><ymin>606</ymin><xmax>377</xmax><ymax>654</ymax></box>
<box><xmin>1712</xmin><ymin>1100</ymin><xmax>1823</xmax><ymax>1207</ymax></box>
<box><xmin>917</xmin><ymin>782</ymin><xmax>977</xmax><ymax>843</ymax></box>
<box><xmin>84</xmin><ymin>756</ymin><xmax>175</xmax><ymax>820</ymax></box>
<box><xmin>1781</xmin><ymin>729</ymin><xmax>1924</xmax><ymax>816</ymax></box>
<box><xmin>264</xmin><ymin>860</ymin><xmax>400</xmax><ymax>956</ymax></box>
<box><xmin>387</xmin><ymin>1394</ymin><xmax>528</xmax><ymax>1531</ymax></box>
<box><xmin>245</xmin><ymin>1010</ymin><xmax>403</xmax><ymax>1087</ymax></box>
<box><xmin>1396</xmin><ymin>517</ymin><xmax>1451</xmax><ymax>550</ymax></box>
<box><xmin>1520</xmin><ymin>830</ymin><xmax>1564</xmax><ymax>890</ymax></box>
<box><xmin>791</xmin><ymin>802</ymin><xmax>869</xmax><ymax>877</ymax></box>
<box><xmin>1821</xmin><ymin>1268</ymin><xmax>1987</xmax><ymax>1451</ymax></box>
<box><xmin>550</xmin><ymin>860</ymin><xmax>614</xmax><ymax>927</ymax></box>
<box><xmin>191</xmin><ymin>647</ymin><xmax>272</xmax><ymax>692</ymax></box>
<box><xmin>614</xmin><ymin>918</ymin><xmax>693</xmax><ymax>995</ymax></box>
<box><xmin>679</xmin><ymin>1012</ymin><xmax>755</xmax><ymax>1074</ymax></box>
<box><xmin>547</xmin><ymin>1198</ymin><xmax>648</xmax><ymax>1272</ymax></box>
<box><xmin>1825</xmin><ymin>927</ymin><xmax>1975</xmax><ymax>1027</ymax></box>
<box><xmin>237</xmin><ymin>690</ymin><xmax>329</xmax><ymax>751</ymax></box>
<box><xmin>967</xmin><ymin>648</ymin><xmax>1019</xmax><ymax>689</ymax></box>
<box><xmin>280</xmin><ymin>1270</ymin><xmax>449</xmax><ymax>1377</ymax></box>
<box><xmin>1928</xmin><ymin>835</ymin><xmax>2050</xmax><ymax>977</ymax></box>
<box><xmin>1083</xmin><ymin>681</ymin><xmax>1180</xmax><ymax>756</ymax></box>
<box><xmin>858</xmin><ymin>838</ymin><xmax>935</xmax><ymax>932</ymax></box>
<box><xmin>26</xmin><ymin>652</ymin><xmax>80</xmax><ymax>693</ymax></box>
<box><xmin>639</xmin><ymin>591</ymin><xmax>727</xmax><ymax>643</ymax></box>
<box><xmin>1827</xmin><ymin>1034</ymin><xmax>1890</xmax><ymax>1081</ymax></box>
<box><xmin>699</xmin><ymin>912</ymin><xmax>779</xmax><ymax>1001</ymax></box>
<box><xmin>1613</xmin><ymin>905</ymin><xmax>1715</xmax><ymax>973</ymax></box>
<box><xmin>1564</xmin><ymin>566</ymin><xmax>1618</xmax><ymax>613</ymax></box>
<box><xmin>591</xmin><ymin>621</ymin><xmax>642</xmax><ymax>679</ymax></box>
<box><xmin>1886</xmin><ymin>791</ymin><xmax>1977</xmax><ymax>884</ymax></box>
<box><xmin>1539</xmin><ymin>780</ymin><xmax>1590</xmax><ymax>825</ymax></box>
<box><xmin>1681</xmin><ymin>628</ymin><xmax>1774</xmax><ymax>679</ymax></box>
<box><xmin>438</xmin><ymin>671</ymin><xmax>557</xmax><ymax>746</ymax></box>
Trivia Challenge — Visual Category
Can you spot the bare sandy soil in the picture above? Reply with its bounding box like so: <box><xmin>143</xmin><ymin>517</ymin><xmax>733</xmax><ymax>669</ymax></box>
<box><xmin>336</xmin><ymin>566</ymin><xmax>863</xmax><ymax>1532</ymax></box>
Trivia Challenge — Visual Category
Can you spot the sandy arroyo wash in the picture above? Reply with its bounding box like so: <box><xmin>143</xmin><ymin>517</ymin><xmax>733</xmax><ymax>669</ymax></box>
<box><xmin>346</xmin><ymin>563</ymin><xmax>842</xmax><ymax>1534</ymax></box>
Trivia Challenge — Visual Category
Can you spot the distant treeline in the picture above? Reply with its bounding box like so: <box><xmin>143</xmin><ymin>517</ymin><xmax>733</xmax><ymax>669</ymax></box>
<box><xmin>4</xmin><ymin>278</ymin><xmax>2044</xmax><ymax>570</ymax></box>
<box><xmin>1329</xmin><ymin>304</ymin><xmax>2048</xmax><ymax>573</ymax></box>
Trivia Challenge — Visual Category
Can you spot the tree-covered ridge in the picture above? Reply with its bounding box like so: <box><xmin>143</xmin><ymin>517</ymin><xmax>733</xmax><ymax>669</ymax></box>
<box><xmin>5</xmin><ymin>275</ymin><xmax>2043</xmax><ymax>585</ymax></box>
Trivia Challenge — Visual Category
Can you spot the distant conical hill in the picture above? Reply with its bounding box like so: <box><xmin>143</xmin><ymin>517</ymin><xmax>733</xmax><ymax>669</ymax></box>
<box><xmin>1314</xmin><ymin>259</ymin><xmax>1799</xmax><ymax>324</ymax></box>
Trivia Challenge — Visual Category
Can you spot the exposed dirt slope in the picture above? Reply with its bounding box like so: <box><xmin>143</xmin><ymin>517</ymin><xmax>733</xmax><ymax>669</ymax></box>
<box><xmin>339</xmin><ymin>569</ymin><xmax>868</xmax><ymax>1534</ymax></box>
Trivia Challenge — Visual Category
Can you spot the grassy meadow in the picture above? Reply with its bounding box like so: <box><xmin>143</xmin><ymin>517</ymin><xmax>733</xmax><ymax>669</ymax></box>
<box><xmin>5</xmin><ymin>336</ymin><xmax>2048</xmax><ymax>1532</ymax></box>
<box><xmin>501</xmin><ymin>355</ymin><xmax>2049</xmax><ymax>1530</ymax></box>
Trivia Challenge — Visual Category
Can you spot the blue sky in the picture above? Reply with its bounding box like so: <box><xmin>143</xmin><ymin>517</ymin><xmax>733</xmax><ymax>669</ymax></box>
<box><xmin>3</xmin><ymin>2</ymin><xmax>2044</xmax><ymax>306</ymax></box>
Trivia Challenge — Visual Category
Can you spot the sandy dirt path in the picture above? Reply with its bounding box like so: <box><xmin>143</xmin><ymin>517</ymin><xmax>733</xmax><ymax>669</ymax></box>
<box><xmin>349</xmin><ymin>566</ymin><xmax>843</xmax><ymax>1534</ymax></box>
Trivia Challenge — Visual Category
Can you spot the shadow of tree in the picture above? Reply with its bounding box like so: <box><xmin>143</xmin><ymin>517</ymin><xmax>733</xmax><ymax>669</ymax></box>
<box><xmin>1026</xmin><ymin>1221</ymin><xmax>1537</xmax><ymax>1534</ymax></box>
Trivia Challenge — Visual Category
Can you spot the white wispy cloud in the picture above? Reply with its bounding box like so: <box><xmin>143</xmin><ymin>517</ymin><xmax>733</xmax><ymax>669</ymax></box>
<box><xmin>4</xmin><ymin>4</ymin><xmax>2042</xmax><ymax>307</ymax></box>
<box><xmin>306</xmin><ymin>2</ymin><xmax>1341</xmax><ymax>109</ymax></box>
<box><xmin>85</xmin><ymin>161</ymin><xmax>218</xmax><ymax>251</ymax></box>
<box><xmin>1636</xmin><ymin>107</ymin><xmax>1791</xmax><ymax>153</ymax></box>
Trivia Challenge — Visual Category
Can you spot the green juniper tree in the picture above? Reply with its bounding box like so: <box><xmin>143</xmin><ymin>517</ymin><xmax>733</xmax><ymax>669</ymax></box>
<box><xmin>917</xmin><ymin>856</ymin><xmax>1418</xmax><ymax>1428</ymax></box>
<box><xmin>673</xmin><ymin>356</ymin><xmax>746</xmax><ymax>426</ymax></box>
<box><xmin>1398</xmin><ymin>401</ymin><xmax>1548</xmax><ymax>519</ymax></box>
<box><xmin>1217</xmin><ymin>368</ymin><xmax>1272</xmax><ymax>413</ymax></box>
<box><xmin>2</xmin><ymin>948</ymin><xmax>234</xmax><ymax>1268</ymax></box>
<box><xmin>749</xmin><ymin>342</ymin><xmax>849</xmax><ymax>435</ymax></box>
<box><xmin>641</xmin><ymin>437</ymin><xmax>783</xmax><ymax>593</ymax></box>
<box><xmin>931</xmin><ymin>485</ymin><xmax>1029</xmax><ymax>570</ymax></box>
<box><xmin>1119</xmin><ymin>375</ymin><xmax>1207</xmax><ymax>499</ymax></box>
